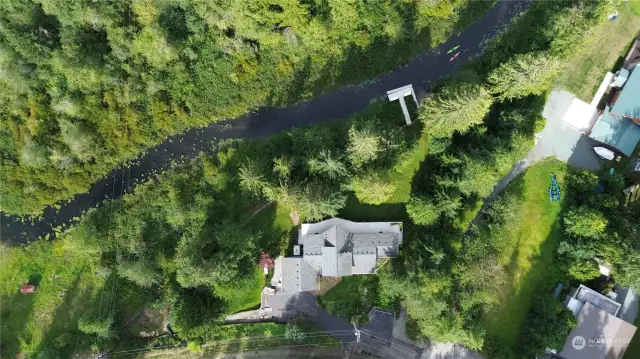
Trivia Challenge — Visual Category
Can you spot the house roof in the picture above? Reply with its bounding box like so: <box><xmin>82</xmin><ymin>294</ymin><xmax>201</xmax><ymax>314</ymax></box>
<box><xmin>352</xmin><ymin>253</ymin><xmax>377</xmax><ymax>274</ymax></box>
<box><xmin>611</xmin><ymin>65</ymin><xmax>640</xmax><ymax>121</ymax></box>
<box><xmin>321</xmin><ymin>247</ymin><xmax>338</xmax><ymax>277</ymax></box>
<box><xmin>277</xmin><ymin>218</ymin><xmax>403</xmax><ymax>293</ymax></box>
<box><xmin>561</xmin><ymin>302</ymin><xmax>637</xmax><ymax>359</ymax></box>
<box><xmin>589</xmin><ymin>106</ymin><xmax>640</xmax><ymax>156</ymax></box>
<box><xmin>281</xmin><ymin>258</ymin><xmax>318</xmax><ymax>293</ymax></box>
<box><xmin>298</xmin><ymin>218</ymin><xmax>403</xmax><ymax>245</ymax></box>
<box><xmin>574</xmin><ymin>284</ymin><xmax>621</xmax><ymax>317</ymax></box>
<box><xmin>615</xmin><ymin>288</ymin><xmax>638</xmax><ymax>324</ymax></box>
<box><xmin>302</xmin><ymin>235</ymin><xmax>323</xmax><ymax>256</ymax></box>
<box><xmin>321</xmin><ymin>225</ymin><xmax>350</xmax><ymax>251</ymax></box>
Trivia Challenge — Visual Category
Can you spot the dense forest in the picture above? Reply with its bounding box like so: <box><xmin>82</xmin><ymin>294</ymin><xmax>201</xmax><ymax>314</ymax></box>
<box><xmin>5</xmin><ymin>0</ymin><xmax>640</xmax><ymax>359</ymax></box>
<box><xmin>0</xmin><ymin>0</ymin><xmax>484</xmax><ymax>215</ymax></box>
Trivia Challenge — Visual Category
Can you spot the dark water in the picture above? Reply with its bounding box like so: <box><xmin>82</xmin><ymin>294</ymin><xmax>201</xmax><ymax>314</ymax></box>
<box><xmin>0</xmin><ymin>0</ymin><xmax>531</xmax><ymax>244</ymax></box>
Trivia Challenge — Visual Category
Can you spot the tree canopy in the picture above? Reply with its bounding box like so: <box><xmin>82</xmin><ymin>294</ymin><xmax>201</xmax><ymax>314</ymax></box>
<box><xmin>418</xmin><ymin>81</ymin><xmax>493</xmax><ymax>138</ymax></box>
<box><xmin>0</xmin><ymin>0</ymin><xmax>474</xmax><ymax>215</ymax></box>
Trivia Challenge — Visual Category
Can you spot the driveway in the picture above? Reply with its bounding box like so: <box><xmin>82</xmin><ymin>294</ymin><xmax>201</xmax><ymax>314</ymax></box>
<box><xmin>466</xmin><ymin>89</ymin><xmax>604</xmax><ymax>232</ymax></box>
<box><xmin>533</xmin><ymin>89</ymin><xmax>602</xmax><ymax>170</ymax></box>
<box><xmin>1</xmin><ymin>0</ymin><xmax>534</xmax><ymax>244</ymax></box>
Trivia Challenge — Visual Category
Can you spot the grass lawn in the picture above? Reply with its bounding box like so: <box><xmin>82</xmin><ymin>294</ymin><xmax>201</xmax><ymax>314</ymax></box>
<box><xmin>387</xmin><ymin>132</ymin><xmax>430</xmax><ymax>203</ymax></box>
<box><xmin>319</xmin><ymin>276</ymin><xmax>379</xmax><ymax>324</ymax></box>
<box><xmin>483</xmin><ymin>158</ymin><xmax>568</xmax><ymax>348</ymax></box>
<box><xmin>555</xmin><ymin>4</ymin><xmax>640</xmax><ymax>101</ymax></box>
<box><xmin>632</xmin><ymin>0</ymin><xmax>640</xmax><ymax>16</ymax></box>
<box><xmin>0</xmin><ymin>239</ymin><xmax>156</xmax><ymax>357</ymax></box>
<box><xmin>221</xmin><ymin>266</ymin><xmax>265</xmax><ymax>315</ymax></box>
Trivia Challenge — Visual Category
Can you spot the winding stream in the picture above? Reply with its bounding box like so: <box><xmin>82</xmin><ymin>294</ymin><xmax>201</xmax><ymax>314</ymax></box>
<box><xmin>0</xmin><ymin>0</ymin><xmax>532</xmax><ymax>244</ymax></box>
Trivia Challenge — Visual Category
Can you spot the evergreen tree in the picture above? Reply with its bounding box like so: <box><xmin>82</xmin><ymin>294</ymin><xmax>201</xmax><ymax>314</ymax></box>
<box><xmin>418</xmin><ymin>82</ymin><xmax>493</xmax><ymax>138</ymax></box>
<box><xmin>487</xmin><ymin>52</ymin><xmax>562</xmax><ymax>100</ymax></box>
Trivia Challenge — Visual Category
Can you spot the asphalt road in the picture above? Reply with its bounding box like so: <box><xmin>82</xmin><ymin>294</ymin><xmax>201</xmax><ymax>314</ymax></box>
<box><xmin>0</xmin><ymin>0</ymin><xmax>532</xmax><ymax>244</ymax></box>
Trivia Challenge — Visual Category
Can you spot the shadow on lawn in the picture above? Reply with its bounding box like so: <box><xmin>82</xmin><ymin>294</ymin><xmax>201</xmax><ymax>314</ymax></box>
<box><xmin>32</xmin><ymin>274</ymin><xmax>98</xmax><ymax>358</ymax></box>
<box><xmin>0</xmin><ymin>292</ymin><xmax>36</xmax><ymax>358</ymax></box>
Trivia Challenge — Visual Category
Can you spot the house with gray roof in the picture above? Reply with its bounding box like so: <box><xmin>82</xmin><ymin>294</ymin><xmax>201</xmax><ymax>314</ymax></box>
<box><xmin>271</xmin><ymin>218</ymin><xmax>403</xmax><ymax>293</ymax></box>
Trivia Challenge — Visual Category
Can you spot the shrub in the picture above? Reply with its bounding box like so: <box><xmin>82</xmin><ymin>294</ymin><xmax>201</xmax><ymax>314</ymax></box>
<box><xmin>350</xmin><ymin>172</ymin><xmax>396</xmax><ymax>205</ymax></box>
<box><xmin>77</xmin><ymin>314</ymin><xmax>114</xmax><ymax>339</ymax></box>
<box><xmin>563</xmin><ymin>206</ymin><xmax>608</xmax><ymax>240</ymax></box>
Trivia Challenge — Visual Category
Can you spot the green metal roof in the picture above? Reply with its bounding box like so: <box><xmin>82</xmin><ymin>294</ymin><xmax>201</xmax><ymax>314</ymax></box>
<box><xmin>590</xmin><ymin>106</ymin><xmax>640</xmax><ymax>156</ymax></box>
<box><xmin>612</xmin><ymin>65</ymin><xmax>640</xmax><ymax>120</ymax></box>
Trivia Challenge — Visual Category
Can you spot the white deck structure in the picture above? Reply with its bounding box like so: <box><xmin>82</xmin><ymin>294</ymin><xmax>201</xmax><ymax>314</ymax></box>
<box><xmin>387</xmin><ymin>85</ymin><xmax>418</xmax><ymax>125</ymax></box>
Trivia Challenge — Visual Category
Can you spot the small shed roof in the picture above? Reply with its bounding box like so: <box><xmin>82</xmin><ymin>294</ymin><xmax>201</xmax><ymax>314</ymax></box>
<box><xmin>589</xmin><ymin>106</ymin><xmax>640</xmax><ymax>156</ymax></box>
<box><xmin>20</xmin><ymin>285</ymin><xmax>35</xmax><ymax>294</ymax></box>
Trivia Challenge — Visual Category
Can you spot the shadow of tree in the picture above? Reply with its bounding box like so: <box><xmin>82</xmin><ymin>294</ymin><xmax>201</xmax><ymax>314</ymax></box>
<box><xmin>0</xmin><ymin>292</ymin><xmax>36</xmax><ymax>358</ymax></box>
<box><xmin>34</xmin><ymin>273</ymin><xmax>101</xmax><ymax>357</ymax></box>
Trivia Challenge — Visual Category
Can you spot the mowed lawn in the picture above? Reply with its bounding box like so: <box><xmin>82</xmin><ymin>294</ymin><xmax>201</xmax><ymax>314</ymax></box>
<box><xmin>556</xmin><ymin>4</ymin><xmax>640</xmax><ymax>101</ymax></box>
<box><xmin>483</xmin><ymin>158</ymin><xmax>568</xmax><ymax>347</ymax></box>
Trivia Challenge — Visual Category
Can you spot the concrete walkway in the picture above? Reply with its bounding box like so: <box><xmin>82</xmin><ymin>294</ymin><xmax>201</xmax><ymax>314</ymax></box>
<box><xmin>1</xmin><ymin>0</ymin><xmax>534</xmax><ymax>244</ymax></box>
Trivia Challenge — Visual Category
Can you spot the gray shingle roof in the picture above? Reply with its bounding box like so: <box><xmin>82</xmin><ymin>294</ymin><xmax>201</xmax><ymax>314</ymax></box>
<box><xmin>303</xmin><ymin>234</ymin><xmax>324</xmax><ymax>255</ymax></box>
<box><xmin>321</xmin><ymin>247</ymin><xmax>338</xmax><ymax>276</ymax></box>
<box><xmin>337</xmin><ymin>252</ymin><xmax>352</xmax><ymax>277</ymax></box>
<box><xmin>321</xmin><ymin>225</ymin><xmax>350</xmax><ymax>251</ymax></box>
<box><xmin>377</xmin><ymin>245</ymin><xmax>398</xmax><ymax>258</ymax></box>
<box><xmin>352</xmin><ymin>253</ymin><xmax>377</xmax><ymax>274</ymax></box>
<box><xmin>352</xmin><ymin>233</ymin><xmax>396</xmax><ymax>247</ymax></box>
<box><xmin>305</xmin><ymin>254</ymin><xmax>322</xmax><ymax>273</ymax></box>
<box><xmin>281</xmin><ymin>258</ymin><xmax>318</xmax><ymax>293</ymax></box>
<box><xmin>287</xmin><ymin>222</ymin><xmax>402</xmax><ymax>291</ymax></box>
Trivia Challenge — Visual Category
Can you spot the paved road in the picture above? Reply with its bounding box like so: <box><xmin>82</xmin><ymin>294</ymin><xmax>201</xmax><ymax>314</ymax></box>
<box><xmin>0</xmin><ymin>0</ymin><xmax>532</xmax><ymax>244</ymax></box>
<box><xmin>271</xmin><ymin>292</ymin><xmax>422</xmax><ymax>359</ymax></box>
